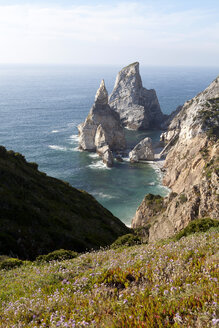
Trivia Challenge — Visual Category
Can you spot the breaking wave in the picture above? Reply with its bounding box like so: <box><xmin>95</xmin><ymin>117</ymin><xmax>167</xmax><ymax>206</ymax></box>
<box><xmin>88</xmin><ymin>160</ymin><xmax>111</xmax><ymax>170</ymax></box>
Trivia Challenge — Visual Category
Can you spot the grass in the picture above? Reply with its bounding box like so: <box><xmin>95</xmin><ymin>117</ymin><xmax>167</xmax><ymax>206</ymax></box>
<box><xmin>0</xmin><ymin>228</ymin><xmax>218</xmax><ymax>327</ymax></box>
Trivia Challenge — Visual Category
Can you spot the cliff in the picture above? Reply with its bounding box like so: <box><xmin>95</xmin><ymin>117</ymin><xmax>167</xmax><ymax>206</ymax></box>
<box><xmin>132</xmin><ymin>76</ymin><xmax>219</xmax><ymax>241</ymax></box>
<box><xmin>109</xmin><ymin>62</ymin><xmax>164</xmax><ymax>130</ymax></box>
<box><xmin>0</xmin><ymin>146</ymin><xmax>129</xmax><ymax>260</ymax></box>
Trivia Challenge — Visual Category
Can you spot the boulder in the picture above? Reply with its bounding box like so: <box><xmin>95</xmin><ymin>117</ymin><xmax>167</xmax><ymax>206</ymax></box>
<box><xmin>109</xmin><ymin>62</ymin><xmax>164</xmax><ymax>130</ymax></box>
<box><xmin>129</xmin><ymin>137</ymin><xmax>154</xmax><ymax>162</ymax></box>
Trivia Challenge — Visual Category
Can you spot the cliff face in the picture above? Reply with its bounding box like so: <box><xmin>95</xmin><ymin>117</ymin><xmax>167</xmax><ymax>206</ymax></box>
<box><xmin>132</xmin><ymin>76</ymin><xmax>219</xmax><ymax>241</ymax></box>
<box><xmin>109</xmin><ymin>62</ymin><xmax>164</xmax><ymax>130</ymax></box>
<box><xmin>0</xmin><ymin>146</ymin><xmax>129</xmax><ymax>260</ymax></box>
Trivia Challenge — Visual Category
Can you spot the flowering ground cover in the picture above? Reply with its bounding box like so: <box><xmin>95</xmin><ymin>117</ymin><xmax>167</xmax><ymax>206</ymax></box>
<box><xmin>0</xmin><ymin>229</ymin><xmax>218</xmax><ymax>327</ymax></box>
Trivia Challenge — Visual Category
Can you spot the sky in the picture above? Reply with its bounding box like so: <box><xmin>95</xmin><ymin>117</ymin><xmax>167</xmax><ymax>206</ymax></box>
<box><xmin>0</xmin><ymin>0</ymin><xmax>218</xmax><ymax>66</ymax></box>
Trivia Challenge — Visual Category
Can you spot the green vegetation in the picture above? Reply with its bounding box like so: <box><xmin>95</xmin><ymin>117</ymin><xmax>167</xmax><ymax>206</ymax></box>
<box><xmin>36</xmin><ymin>249</ymin><xmax>78</xmax><ymax>262</ymax></box>
<box><xmin>173</xmin><ymin>218</ymin><xmax>219</xmax><ymax>241</ymax></box>
<box><xmin>0</xmin><ymin>146</ymin><xmax>129</xmax><ymax>260</ymax></box>
<box><xmin>0</xmin><ymin>228</ymin><xmax>218</xmax><ymax>327</ymax></box>
<box><xmin>203</xmin><ymin>153</ymin><xmax>219</xmax><ymax>180</ymax></box>
<box><xmin>179</xmin><ymin>193</ymin><xmax>187</xmax><ymax>204</ymax></box>
<box><xmin>0</xmin><ymin>256</ymin><xmax>24</xmax><ymax>270</ymax></box>
<box><xmin>200</xmin><ymin>145</ymin><xmax>209</xmax><ymax>159</ymax></box>
<box><xmin>144</xmin><ymin>194</ymin><xmax>165</xmax><ymax>215</ymax></box>
<box><xmin>197</xmin><ymin>97</ymin><xmax>219</xmax><ymax>140</ymax></box>
<box><xmin>111</xmin><ymin>233</ymin><xmax>141</xmax><ymax>249</ymax></box>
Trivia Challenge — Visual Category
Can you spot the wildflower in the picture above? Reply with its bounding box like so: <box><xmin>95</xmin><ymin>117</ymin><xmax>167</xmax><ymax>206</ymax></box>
<box><xmin>163</xmin><ymin>290</ymin><xmax>169</xmax><ymax>295</ymax></box>
<box><xmin>81</xmin><ymin>320</ymin><xmax>89</xmax><ymax>326</ymax></box>
<box><xmin>212</xmin><ymin>318</ymin><xmax>219</xmax><ymax>325</ymax></box>
<box><xmin>174</xmin><ymin>313</ymin><xmax>183</xmax><ymax>323</ymax></box>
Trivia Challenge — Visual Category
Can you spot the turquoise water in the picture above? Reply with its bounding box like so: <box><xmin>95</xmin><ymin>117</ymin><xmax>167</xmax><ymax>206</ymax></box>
<box><xmin>0</xmin><ymin>65</ymin><xmax>218</xmax><ymax>225</ymax></box>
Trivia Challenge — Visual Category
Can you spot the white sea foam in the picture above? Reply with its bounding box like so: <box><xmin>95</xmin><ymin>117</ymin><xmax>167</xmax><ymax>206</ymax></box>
<box><xmin>148</xmin><ymin>182</ymin><xmax>156</xmax><ymax>186</ymax></box>
<box><xmin>49</xmin><ymin>145</ymin><xmax>68</xmax><ymax>151</ymax></box>
<box><xmin>92</xmin><ymin>192</ymin><xmax>115</xmax><ymax>199</ymax></box>
<box><xmin>69</xmin><ymin>134</ymin><xmax>79</xmax><ymax>142</ymax></box>
<box><xmin>71</xmin><ymin>146</ymin><xmax>82</xmax><ymax>152</ymax></box>
<box><xmin>122</xmin><ymin>157</ymin><xmax>130</xmax><ymax>162</ymax></box>
<box><xmin>49</xmin><ymin>145</ymin><xmax>82</xmax><ymax>152</ymax></box>
<box><xmin>124</xmin><ymin>127</ymin><xmax>136</xmax><ymax>131</ymax></box>
<box><xmin>89</xmin><ymin>153</ymin><xmax>100</xmax><ymax>159</ymax></box>
<box><xmin>88</xmin><ymin>160</ymin><xmax>111</xmax><ymax>170</ymax></box>
<box><xmin>51</xmin><ymin>129</ymin><xmax>59</xmax><ymax>133</ymax></box>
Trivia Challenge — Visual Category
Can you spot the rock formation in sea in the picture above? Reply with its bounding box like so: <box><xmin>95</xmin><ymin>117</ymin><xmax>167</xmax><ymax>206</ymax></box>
<box><xmin>0</xmin><ymin>146</ymin><xmax>129</xmax><ymax>260</ymax></box>
<box><xmin>109</xmin><ymin>62</ymin><xmax>164</xmax><ymax>130</ymax></box>
<box><xmin>129</xmin><ymin>137</ymin><xmax>154</xmax><ymax>162</ymax></box>
<box><xmin>132</xmin><ymin>76</ymin><xmax>219</xmax><ymax>241</ymax></box>
<box><xmin>78</xmin><ymin>80</ymin><xmax>126</xmax><ymax>167</ymax></box>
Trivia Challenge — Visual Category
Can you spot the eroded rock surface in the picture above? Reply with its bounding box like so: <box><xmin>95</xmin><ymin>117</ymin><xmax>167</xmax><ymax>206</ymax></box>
<box><xmin>132</xmin><ymin>76</ymin><xmax>219</xmax><ymax>240</ymax></box>
<box><xmin>129</xmin><ymin>137</ymin><xmax>154</xmax><ymax>162</ymax></box>
<box><xmin>109</xmin><ymin>62</ymin><xmax>164</xmax><ymax>130</ymax></box>
<box><xmin>78</xmin><ymin>80</ymin><xmax>126</xmax><ymax>166</ymax></box>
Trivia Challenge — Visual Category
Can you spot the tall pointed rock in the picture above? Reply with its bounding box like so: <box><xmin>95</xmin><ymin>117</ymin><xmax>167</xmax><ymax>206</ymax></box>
<box><xmin>109</xmin><ymin>62</ymin><xmax>164</xmax><ymax>130</ymax></box>
<box><xmin>78</xmin><ymin>80</ymin><xmax>126</xmax><ymax>166</ymax></box>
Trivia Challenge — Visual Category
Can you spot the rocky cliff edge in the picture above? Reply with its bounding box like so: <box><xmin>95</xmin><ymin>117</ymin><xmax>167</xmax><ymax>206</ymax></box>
<box><xmin>132</xmin><ymin>76</ymin><xmax>219</xmax><ymax>241</ymax></box>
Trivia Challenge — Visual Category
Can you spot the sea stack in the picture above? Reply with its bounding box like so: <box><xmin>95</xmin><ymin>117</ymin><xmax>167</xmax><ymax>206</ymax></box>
<box><xmin>78</xmin><ymin>80</ymin><xmax>126</xmax><ymax>167</ymax></box>
<box><xmin>109</xmin><ymin>62</ymin><xmax>164</xmax><ymax>130</ymax></box>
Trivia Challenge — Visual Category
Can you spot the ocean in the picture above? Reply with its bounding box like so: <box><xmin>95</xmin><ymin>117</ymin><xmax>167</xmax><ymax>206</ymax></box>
<box><xmin>0</xmin><ymin>65</ymin><xmax>218</xmax><ymax>225</ymax></box>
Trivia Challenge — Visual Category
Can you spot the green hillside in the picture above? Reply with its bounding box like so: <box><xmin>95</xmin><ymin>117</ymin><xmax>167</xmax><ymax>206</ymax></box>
<box><xmin>0</xmin><ymin>146</ymin><xmax>129</xmax><ymax>260</ymax></box>
<box><xmin>0</xmin><ymin>227</ymin><xmax>218</xmax><ymax>327</ymax></box>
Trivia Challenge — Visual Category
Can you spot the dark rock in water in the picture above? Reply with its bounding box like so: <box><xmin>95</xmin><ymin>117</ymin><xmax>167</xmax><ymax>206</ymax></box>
<box><xmin>0</xmin><ymin>146</ymin><xmax>130</xmax><ymax>260</ymax></box>
<box><xmin>109</xmin><ymin>62</ymin><xmax>164</xmax><ymax>130</ymax></box>
<box><xmin>115</xmin><ymin>155</ymin><xmax>123</xmax><ymax>162</ymax></box>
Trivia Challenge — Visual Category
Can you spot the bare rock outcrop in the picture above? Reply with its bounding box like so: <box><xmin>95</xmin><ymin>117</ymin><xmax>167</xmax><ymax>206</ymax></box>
<box><xmin>78</xmin><ymin>80</ymin><xmax>126</xmax><ymax>166</ymax></box>
<box><xmin>129</xmin><ymin>137</ymin><xmax>154</xmax><ymax>162</ymax></box>
<box><xmin>97</xmin><ymin>145</ymin><xmax>114</xmax><ymax>168</ymax></box>
<box><xmin>109</xmin><ymin>62</ymin><xmax>164</xmax><ymax>130</ymax></box>
<box><xmin>132</xmin><ymin>76</ymin><xmax>219</xmax><ymax>240</ymax></box>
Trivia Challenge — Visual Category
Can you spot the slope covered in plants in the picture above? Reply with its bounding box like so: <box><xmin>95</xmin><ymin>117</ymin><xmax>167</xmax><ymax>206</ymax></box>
<box><xmin>0</xmin><ymin>227</ymin><xmax>218</xmax><ymax>327</ymax></box>
<box><xmin>0</xmin><ymin>146</ymin><xmax>129</xmax><ymax>260</ymax></box>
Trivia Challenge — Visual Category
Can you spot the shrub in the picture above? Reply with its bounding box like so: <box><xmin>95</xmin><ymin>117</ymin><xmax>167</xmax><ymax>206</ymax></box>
<box><xmin>111</xmin><ymin>234</ymin><xmax>141</xmax><ymax>249</ymax></box>
<box><xmin>144</xmin><ymin>194</ymin><xmax>164</xmax><ymax>214</ymax></box>
<box><xmin>173</xmin><ymin>218</ymin><xmax>219</xmax><ymax>241</ymax></box>
<box><xmin>36</xmin><ymin>249</ymin><xmax>78</xmax><ymax>262</ymax></box>
<box><xmin>0</xmin><ymin>257</ymin><xmax>23</xmax><ymax>270</ymax></box>
<box><xmin>179</xmin><ymin>193</ymin><xmax>187</xmax><ymax>204</ymax></box>
<box><xmin>28</xmin><ymin>162</ymin><xmax>38</xmax><ymax>170</ymax></box>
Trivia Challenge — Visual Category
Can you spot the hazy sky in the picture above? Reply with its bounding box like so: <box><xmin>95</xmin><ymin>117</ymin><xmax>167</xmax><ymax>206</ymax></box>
<box><xmin>0</xmin><ymin>0</ymin><xmax>218</xmax><ymax>66</ymax></box>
